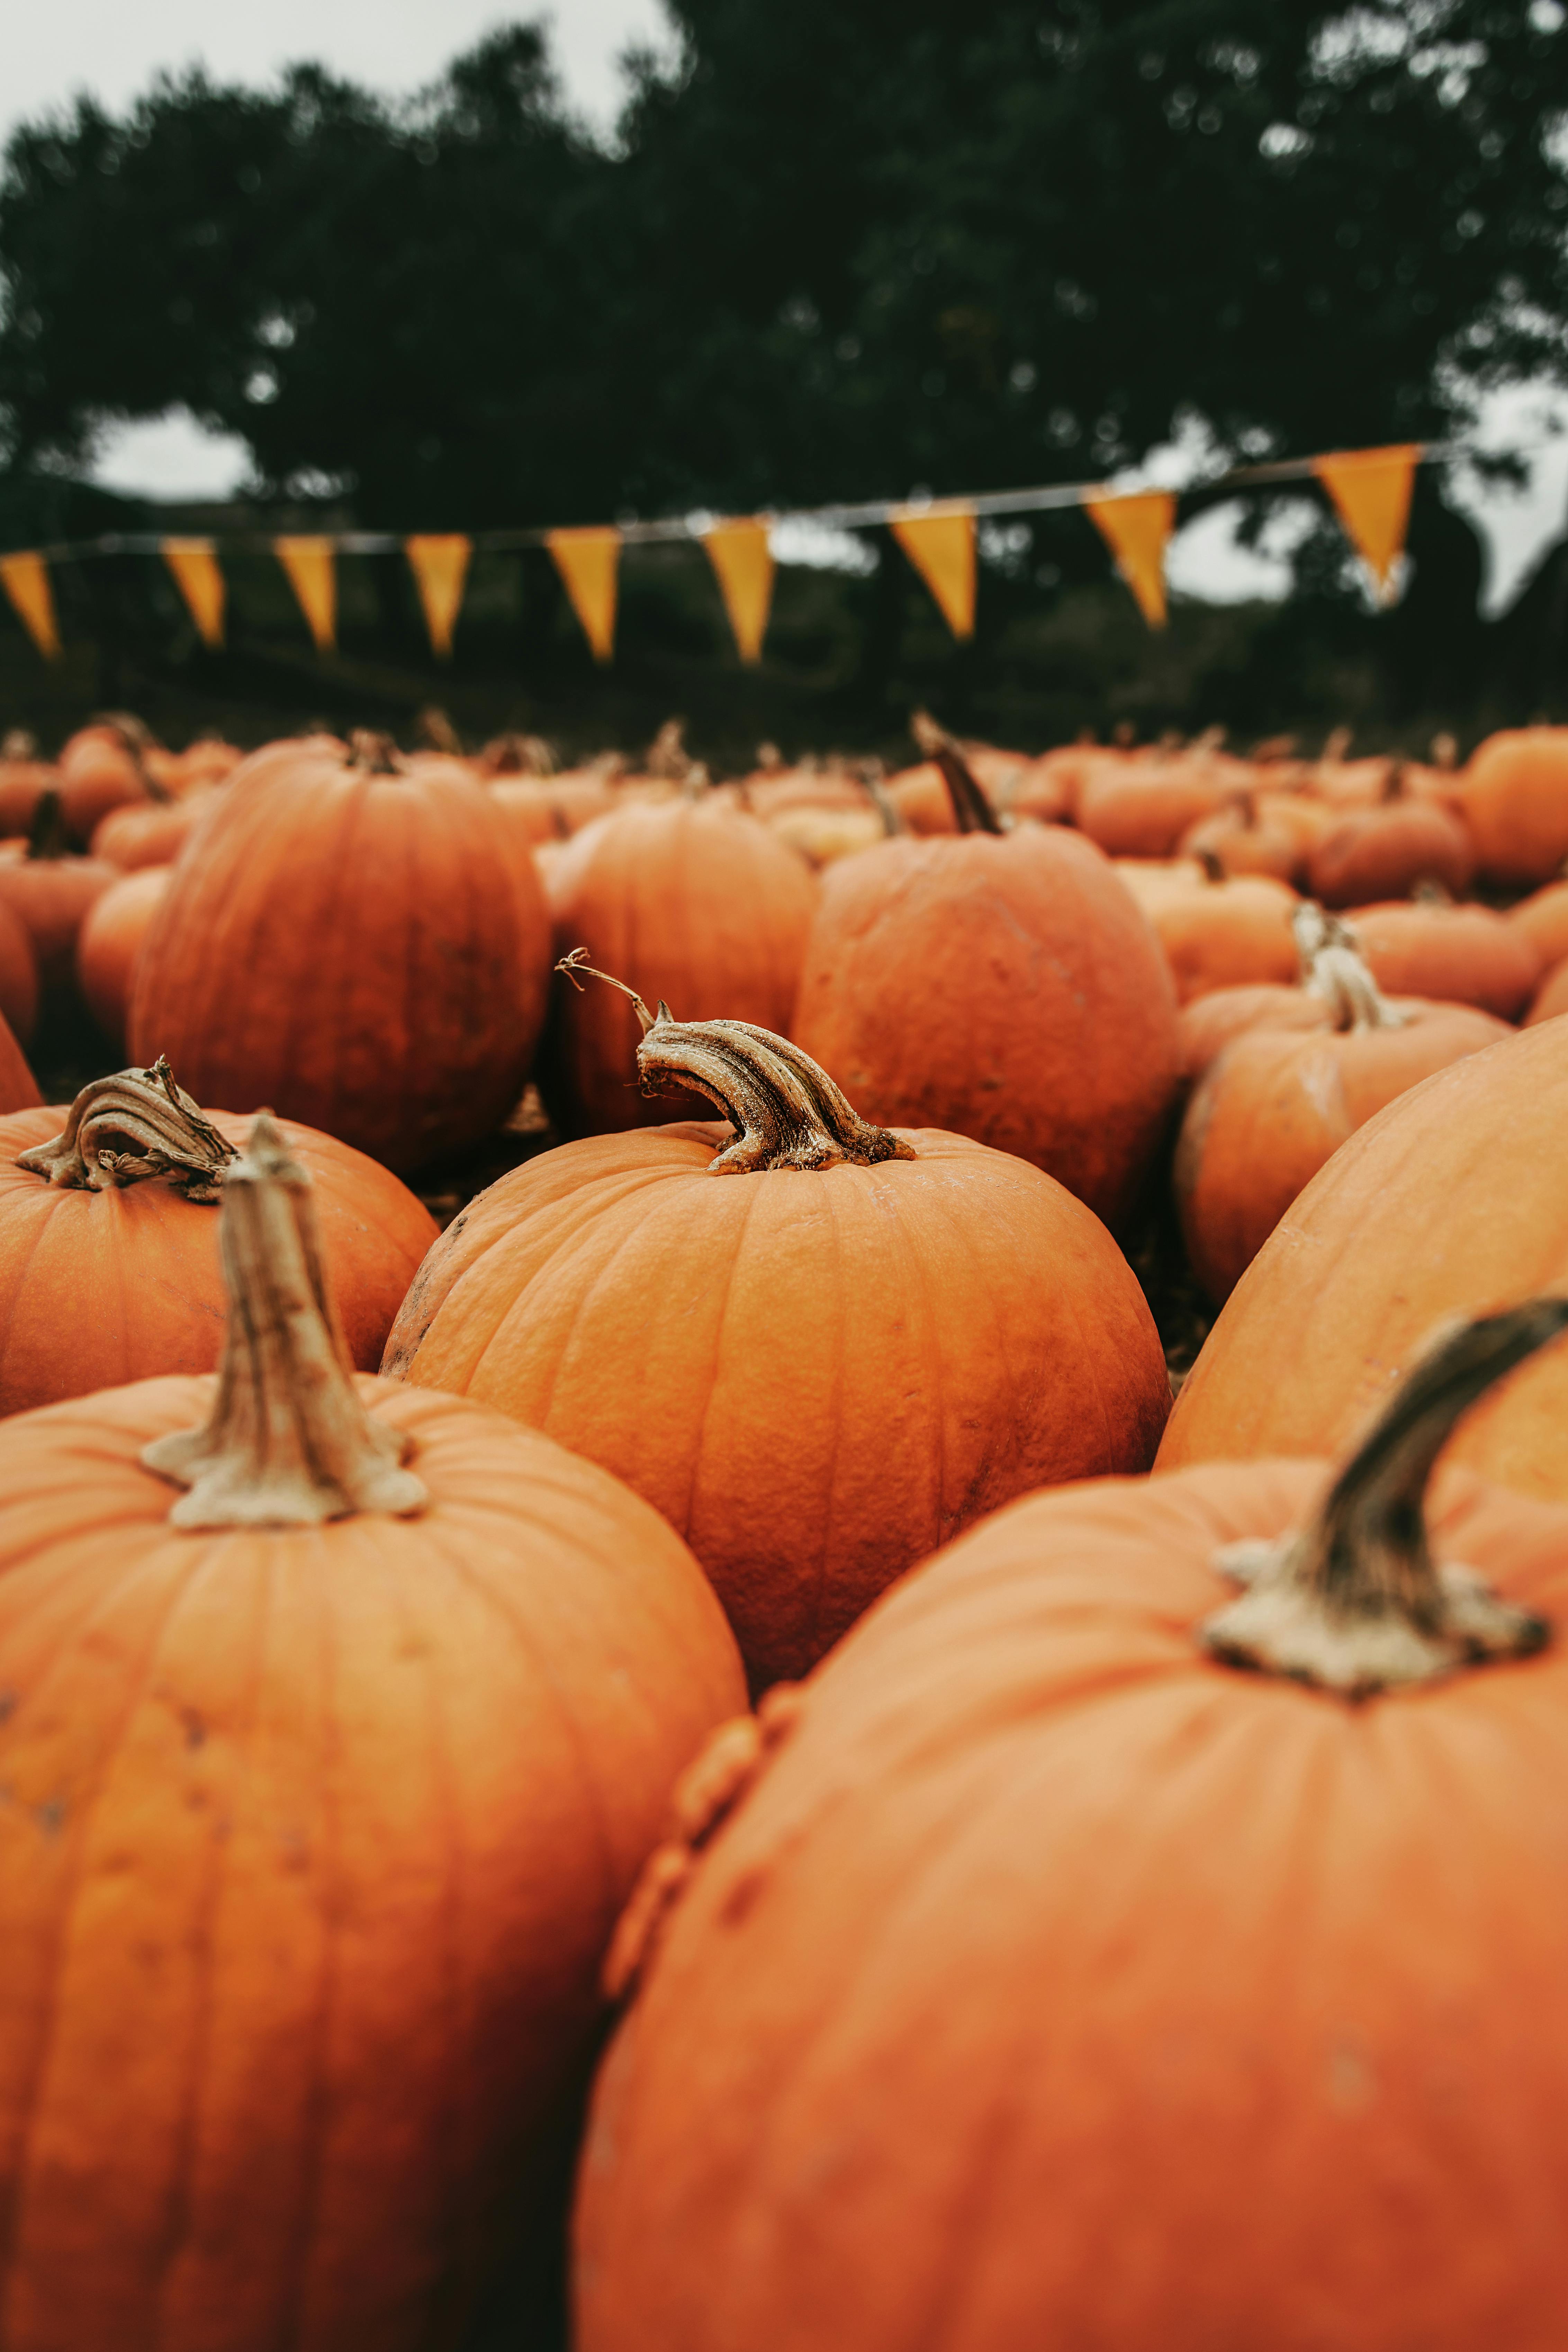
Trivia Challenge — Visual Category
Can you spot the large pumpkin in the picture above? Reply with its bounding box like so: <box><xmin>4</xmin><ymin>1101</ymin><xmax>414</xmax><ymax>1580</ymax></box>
<box><xmin>575</xmin><ymin>1305</ymin><xmax>1568</xmax><ymax>2352</ymax></box>
<box><xmin>1175</xmin><ymin>915</ymin><xmax>1506</xmax><ymax>1301</ymax></box>
<box><xmin>0</xmin><ymin>1058</ymin><xmax>437</xmax><ymax>1412</ymax></box>
<box><xmin>791</xmin><ymin>721</ymin><xmax>1179</xmax><ymax>1229</ymax></box>
<box><xmin>1159</xmin><ymin>1015</ymin><xmax>1568</xmax><ymax>1499</ymax></box>
<box><xmin>1460</xmin><ymin>726</ymin><xmax>1568</xmax><ymax>885</ymax></box>
<box><xmin>384</xmin><ymin>969</ymin><xmax>1170</xmax><ymax>1687</ymax></box>
<box><xmin>0</xmin><ymin>1114</ymin><xmax>744</xmax><ymax>2352</ymax></box>
<box><xmin>130</xmin><ymin>731</ymin><xmax>553</xmax><ymax>1171</ymax></box>
<box><xmin>540</xmin><ymin>793</ymin><xmax>818</xmax><ymax>1137</ymax></box>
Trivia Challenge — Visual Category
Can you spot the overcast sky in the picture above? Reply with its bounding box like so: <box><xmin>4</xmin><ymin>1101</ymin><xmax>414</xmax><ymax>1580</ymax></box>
<box><xmin>6</xmin><ymin>1</ymin><xmax>1567</xmax><ymax>607</ymax></box>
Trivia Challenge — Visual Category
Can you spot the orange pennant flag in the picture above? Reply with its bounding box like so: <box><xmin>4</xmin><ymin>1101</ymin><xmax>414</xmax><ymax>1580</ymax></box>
<box><xmin>274</xmin><ymin>537</ymin><xmax>337</xmax><ymax>653</ymax></box>
<box><xmin>1083</xmin><ymin>489</ymin><xmax>1177</xmax><ymax>628</ymax></box>
<box><xmin>161</xmin><ymin>538</ymin><xmax>225</xmax><ymax>648</ymax></box>
<box><xmin>406</xmin><ymin>534</ymin><xmax>472</xmax><ymax>659</ymax></box>
<box><xmin>890</xmin><ymin>504</ymin><xmax>976</xmax><ymax>639</ymax></box>
<box><xmin>547</xmin><ymin>526</ymin><xmax>620</xmax><ymax>662</ymax></box>
<box><xmin>0</xmin><ymin>551</ymin><xmax>62</xmax><ymax>660</ymax></box>
<box><xmin>702</xmin><ymin>519</ymin><xmax>774</xmax><ymax>664</ymax></box>
<box><xmin>1312</xmin><ymin>445</ymin><xmax>1421</xmax><ymax>604</ymax></box>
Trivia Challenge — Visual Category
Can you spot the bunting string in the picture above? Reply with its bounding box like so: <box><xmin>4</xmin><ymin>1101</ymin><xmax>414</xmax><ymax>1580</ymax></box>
<box><xmin>0</xmin><ymin>439</ymin><xmax>1458</xmax><ymax>664</ymax></box>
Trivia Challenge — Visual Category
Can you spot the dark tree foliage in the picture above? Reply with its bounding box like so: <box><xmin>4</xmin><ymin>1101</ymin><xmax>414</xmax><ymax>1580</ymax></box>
<box><xmin>0</xmin><ymin>2</ymin><xmax>1564</xmax><ymax>531</ymax></box>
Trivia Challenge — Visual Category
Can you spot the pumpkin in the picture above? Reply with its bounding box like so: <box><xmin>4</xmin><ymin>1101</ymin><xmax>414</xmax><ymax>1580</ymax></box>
<box><xmin>0</xmin><ymin>1058</ymin><xmax>438</xmax><ymax>1413</ymax></box>
<box><xmin>1159</xmin><ymin>1014</ymin><xmax>1568</xmax><ymax>1499</ymax></box>
<box><xmin>1177</xmin><ymin>789</ymin><xmax>1305</xmax><ymax>883</ymax></box>
<box><xmin>1526</xmin><ymin>957</ymin><xmax>1568</xmax><ymax>1028</ymax></box>
<box><xmin>56</xmin><ymin>713</ymin><xmax>154</xmax><ymax>843</ymax></box>
<box><xmin>129</xmin><ymin>731</ymin><xmax>553</xmax><ymax>1172</ymax></box>
<box><xmin>0</xmin><ymin>896</ymin><xmax>39</xmax><ymax>1047</ymax></box>
<box><xmin>575</xmin><ymin>1304</ymin><xmax>1568</xmax><ymax>2352</ymax></box>
<box><xmin>1303</xmin><ymin>772</ymin><xmax>1475</xmax><ymax>907</ymax></box>
<box><xmin>1460</xmin><ymin>726</ymin><xmax>1568</xmax><ymax>885</ymax></box>
<box><xmin>1136</xmin><ymin>864</ymin><xmax>1300</xmax><ymax>1003</ymax></box>
<box><xmin>791</xmin><ymin>720</ymin><xmax>1179</xmax><ymax>1229</ymax></box>
<box><xmin>0</xmin><ymin>789</ymin><xmax>118</xmax><ymax>989</ymax></box>
<box><xmin>0</xmin><ymin>1013</ymin><xmax>40</xmax><ymax>1116</ymax></box>
<box><xmin>1506</xmin><ymin>878</ymin><xmax>1568</xmax><ymax>971</ymax></box>
<box><xmin>1177</xmin><ymin>980</ymin><xmax>1325</xmax><ymax>1084</ymax></box>
<box><xmin>540</xmin><ymin>793</ymin><xmax>818</xmax><ymax>1138</ymax></box>
<box><xmin>1175</xmin><ymin>920</ymin><xmax>1506</xmax><ymax>1302</ymax></box>
<box><xmin>0</xmin><ymin>730</ymin><xmax>55</xmax><ymax>838</ymax></box>
<box><xmin>91</xmin><ymin>779</ymin><xmax>215</xmax><ymax>871</ymax></box>
<box><xmin>383</xmin><ymin>967</ymin><xmax>1170</xmax><ymax>1688</ymax></box>
<box><xmin>0</xmin><ymin>1113</ymin><xmax>744</xmax><ymax>2351</ymax></box>
<box><xmin>1346</xmin><ymin>900</ymin><xmax>1540</xmax><ymax>1019</ymax></box>
<box><xmin>1074</xmin><ymin>748</ymin><xmax>1237</xmax><ymax>858</ymax></box>
<box><xmin>75</xmin><ymin>865</ymin><xmax>173</xmax><ymax>1045</ymax></box>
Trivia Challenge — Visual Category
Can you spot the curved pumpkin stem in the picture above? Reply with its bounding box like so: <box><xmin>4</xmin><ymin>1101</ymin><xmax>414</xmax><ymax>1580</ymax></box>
<box><xmin>1291</xmin><ymin>902</ymin><xmax>1406</xmax><ymax>1035</ymax></box>
<box><xmin>555</xmin><ymin>951</ymin><xmax>917</xmax><ymax>1175</ymax></box>
<box><xmin>910</xmin><ymin>711</ymin><xmax>1003</xmax><ymax>836</ymax></box>
<box><xmin>142</xmin><ymin>1113</ymin><xmax>429</xmax><ymax>1527</ymax></box>
<box><xmin>17</xmin><ymin>1058</ymin><xmax>238</xmax><ymax>1201</ymax></box>
<box><xmin>347</xmin><ymin>729</ymin><xmax>407</xmax><ymax>776</ymax></box>
<box><xmin>1201</xmin><ymin>1301</ymin><xmax>1568</xmax><ymax>1698</ymax></box>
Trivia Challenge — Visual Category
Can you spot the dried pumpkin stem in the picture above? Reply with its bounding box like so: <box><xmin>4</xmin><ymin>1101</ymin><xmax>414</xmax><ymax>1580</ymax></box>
<box><xmin>1292</xmin><ymin>903</ymin><xmax>1406</xmax><ymax>1035</ymax></box>
<box><xmin>347</xmin><ymin>729</ymin><xmax>407</xmax><ymax>776</ymax></box>
<box><xmin>555</xmin><ymin>951</ymin><xmax>916</xmax><ymax>1175</ymax></box>
<box><xmin>25</xmin><ymin>788</ymin><xmax>70</xmax><ymax>863</ymax></box>
<box><xmin>910</xmin><ymin>710</ymin><xmax>1003</xmax><ymax>836</ymax></box>
<box><xmin>1201</xmin><ymin>1301</ymin><xmax>1568</xmax><ymax>1698</ymax></box>
<box><xmin>17</xmin><ymin>1057</ymin><xmax>239</xmax><ymax>1201</ymax></box>
<box><xmin>142</xmin><ymin>1113</ymin><xmax>428</xmax><ymax>1527</ymax></box>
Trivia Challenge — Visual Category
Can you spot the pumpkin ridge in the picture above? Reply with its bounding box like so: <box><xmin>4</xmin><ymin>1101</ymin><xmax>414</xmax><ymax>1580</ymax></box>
<box><xmin>0</xmin><ymin>1534</ymin><xmax>217</xmax><ymax>2310</ymax></box>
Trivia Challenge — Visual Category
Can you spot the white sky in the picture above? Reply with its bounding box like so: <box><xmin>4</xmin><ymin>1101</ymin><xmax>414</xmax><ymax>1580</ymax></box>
<box><xmin>7</xmin><ymin>2</ymin><xmax>1568</xmax><ymax>608</ymax></box>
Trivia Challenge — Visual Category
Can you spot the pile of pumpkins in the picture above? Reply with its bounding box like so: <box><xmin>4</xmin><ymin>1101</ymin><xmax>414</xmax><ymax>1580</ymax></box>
<box><xmin>1</xmin><ymin>705</ymin><xmax>1568</xmax><ymax>2348</ymax></box>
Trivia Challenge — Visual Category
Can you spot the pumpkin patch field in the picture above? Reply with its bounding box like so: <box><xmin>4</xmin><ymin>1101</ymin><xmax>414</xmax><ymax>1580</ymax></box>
<box><xmin>4</xmin><ymin>706</ymin><xmax>1568</xmax><ymax>2350</ymax></box>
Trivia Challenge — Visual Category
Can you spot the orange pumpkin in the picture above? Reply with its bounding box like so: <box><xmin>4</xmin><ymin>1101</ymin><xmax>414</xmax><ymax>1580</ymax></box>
<box><xmin>575</xmin><ymin>1305</ymin><xmax>1568</xmax><ymax>2352</ymax></box>
<box><xmin>1159</xmin><ymin>1014</ymin><xmax>1568</xmax><ymax>1499</ymax></box>
<box><xmin>383</xmin><ymin>974</ymin><xmax>1170</xmax><ymax>1687</ymax></box>
<box><xmin>0</xmin><ymin>1059</ymin><xmax>437</xmax><ymax>1412</ymax></box>
<box><xmin>1507</xmin><ymin>878</ymin><xmax>1568</xmax><ymax>971</ymax></box>
<box><xmin>0</xmin><ymin>1113</ymin><xmax>744</xmax><ymax>2351</ymax></box>
<box><xmin>91</xmin><ymin>781</ymin><xmax>215</xmax><ymax>871</ymax></box>
<box><xmin>56</xmin><ymin>713</ymin><xmax>154</xmax><ymax>842</ymax></box>
<box><xmin>1137</xmin><ymin>866</ymin><xmax>1301</xmax><ymax>1003</ymax></box>
<box><xmin>1346</xmin><ymin>900</ymin><xmax>1540</xmax><ymax>1019</ymax></box>
<box><xmin>1304</xmin><ymin>782</ymin><xmax>1475</xmax><ymax>908</ymax></box>
<box><xmin>1526</xmin><ymin>956</ymin><xmax>1568</xmax><ymax>1028</ymax></box>
<box><xmin>0</xmin><ymin>895</ymin><xmax>39</xmax><ymax>1047</ymax></box>
<box><xmin>0</xmin><ymin>730</ymin><xmax>56</xmax><ymax>838</ymax></box>
<box><xmin>1074</xmin><ymin>749</ymin><xmax>1237</xmax><ymax>858</ymax></box>
<box><xmin>1177</xmin><ymin>789</ymin><xmax>1305</xmax><ymax>883</ymax></box>
<box><xmin>75</xmin><ymin>865</ymin><xmax>173</xmax><ymax>1045</ymax></box>
<box><xmin>0</xmin><ymin>789</ymin><xmax>118</xmax><ymax>989</ymax></box>
<box><xmin>540</xmin><ymin>795</ymin><xmax>818</xmax><ymax>1138</ymax></box>
<box><xmin>791</xmin><ymin>722</ymin><xmax>1179</xmax><ymax>1229</ymax></box>
<box><xmin>1175</xmin><ymin>925</ymin><xmax>1506</xmax><ymax>1301</ymax></box>
<box><xmin>1460</xmin><ymin>726</ymin><xmax>1568</xmax><ymax>885</ymax></box>
<box><xmin>130</xmin><ymin>732</ymin><xmax>553</xmax><ymax>1171</ymax></box>
<box><xmin>1177</xmin><ymin>980</ymin><xmax>1326</xmax><ymax>1084</ymax></box>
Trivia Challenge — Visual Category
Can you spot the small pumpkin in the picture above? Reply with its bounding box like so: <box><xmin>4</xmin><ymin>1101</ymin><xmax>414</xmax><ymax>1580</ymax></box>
<box><xmin>383</xmin><ymin>963</ymin><xmax>1171</xmax><ymax>1688</ymax></box>
<box><xmin>1159</xmin><ymin>1013</ymin><xmax>1568</xmax><ymax>1498</ymax></box>
<box><xmin>0</xmin><ymin>893</ymin><xmax>39</xmax><ymax>1046</ymax></box>
<box><xmin>0</xmin><ymin>788</ymin><xmax>118</xmax><ymax>989</ymax></box>
<box><xmin>1175</xmin><ymin>913</ymin><xmax>1506</xmax><ymax>1302</ymax></box>
<box><xmin>1074</xmin><ymin>746</ymin><xmax>1240</xmax><ymax>858</ymax></box>
<box><xmin>1346</xmin><ymin>900</ymin><xmax>1540</xmax><ymax>1020</ymax></box>
<box><xmin>1526</xmin><ymin>956</ymin><xmax>1568</xmax><ymax>1028</ymax></box>
<box><xmin>75</xmin><ymin>864</ymin><xmax>173</xmax><ymax>1046</ymax></box>
<box><xmin>575</xmin><ymin>1304</ymin><xmax>1568</xmax><ymax>2352</ymax></box>
<box><xmin>0</xmin><ymin>1058</ymin><xmax>437</xmax><ymax>1413</ymax></box>
<box><xmin>1506</xmin><ymin>877</ymin><xmax>1568</xmax><ymax>971</ymax></box>
<box><xmin>56</xmin><ymin>712</ymin><xmax>155</xmax><ymax>842</ymax></box>
<box><xmin>1460</xmin><ymin>726</ymin><xmax>1568</xmax><ymax>885</ymax></box>
<box><xmin>0</xmin><ymin>729</ymin><xmax>56</xmax><ymax>837</ymax></box>
<box><xmin>130</xmin><ymin>731</ymin><xmax>553</xmax><ymax>1171</ymax></box>
<box><xmin>791</xmin><ymin>718</ymin><xmax>1180</xmax><ymax>1229</ymax></box>
<box><xmin>1304</xmin><ymin>766</ymin><xmax>1475</xmax><ymax>907</ymax></box>
<box><xmin>540</xmin><ymin>792</ymin><xmax>818</xmax><ymax>1138</ymax></box>
<box><xmin>1135</xmin><ymin>861</ymin><xmax>1301</xmax><ymax>1003</ymax></box>
<box><xmin>91</xmin><ymin>775</ymin><xmax>215</xmax><ymax>870</ymax></box>
<box><xmin>0</xmin><ymin>1113</ymin><xmax>744</xmax><ymax>2352</ymax></box>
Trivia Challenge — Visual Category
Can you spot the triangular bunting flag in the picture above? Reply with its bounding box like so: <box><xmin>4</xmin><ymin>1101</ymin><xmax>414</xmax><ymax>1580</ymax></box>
<box><xmin>702</xmin><ymin>520</ymin><xmax>774</xmax><ymax>664</ymax></box>
<box><xmin>1311</xmin><ymin>444</ymin><xmax>1421</xmax><ymax>604</ymax></box>
<box><xmin>1083</xmin><ymin>489</ymin><xmax>1176</xmax><ymax>628</ymax></box>
<box><xmin>546</xmin><ymin>526</ymin><xmax>620</xmax><ymax>663</ymax></box>
<box><xmin>889</xmin><ymin>504</ymin><xmax>976</xmax><ymax>638</ymax></box>
<box><xmin>0</xmin><ymin>551</ymin><xmax>62</xmax><ymax>660</ymax></box>
<box><xmin>406</xmin><ymin>534</ymin><xmax>472</xmax><ymax>659</ymax></box>
<box><xmin>161</xmin><ymin>538</ymin><xmax>225</xmax><ymax>648</ymax></box>
<box><xmin>274</xmin><ymin>536</ymin><xmax>337</xmax><ymax>653</ymax></box>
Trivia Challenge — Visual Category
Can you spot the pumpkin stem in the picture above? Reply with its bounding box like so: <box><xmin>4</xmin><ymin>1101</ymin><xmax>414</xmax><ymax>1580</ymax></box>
<box><xmin>1291</xmin><ymin>903</ymin><xmax>1407</xmax><ymax>1034</ymax></box>
<box><xmin>17</xmin><ymin>1057</ymin><xmax>239</xmax><ymax>1200</ymax></box>
<box><xmin>1200</xmin><ymin>1302</ymin><xmax>1568</xmax><ymax>1698</ymax></box>
<box><xmin>1195</xmin><ymin>845</ymin><xmax>1225</xmax><ymax>885</ymax></box>
<box><xmin>910</xmin><ymin>711</ymin><xmax>1003</xmax><ymax>835</ymax></box>
<box><xmin>863</xmin><ymin>767</ymin><xmax>906</xmax><ymax>837</ymax></box>
<box><xmin>346</xmin><ymin>729</ymin><xmax>406</xmax><ymax>776</ymax></box>
<box><xmin>25</xmin><ymin>788</ymin><xmax>70</xmax><ymax>863</ymax></box>
<box><xmin>2</xmin><ymin>729</ymin><xmax>38</xmax><ymax>760</ymax></box>
<box><xmin>142</xmin><ymin>1113</ymin><xmax>429</xmax><ymax>1527</ymax></box>
<box><xmin>554</xmin><ymin>951</ymin><xmax>917</xmax><ymax>1175</ymax></box>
